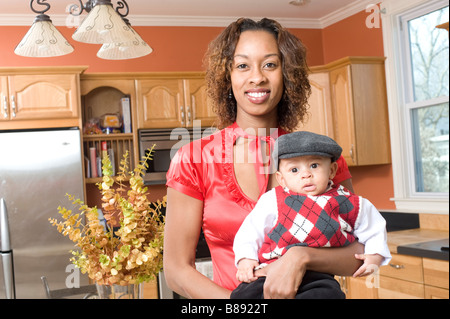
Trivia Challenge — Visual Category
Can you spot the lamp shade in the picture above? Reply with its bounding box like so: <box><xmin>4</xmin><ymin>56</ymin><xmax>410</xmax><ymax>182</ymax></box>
<box><xmin>72</xmin><ymin>2</ymin><xmax>135</xmax><ymax>44</ymax></box>
<box><xmin>97</xmin><ymin>27</ymin><xmax>153</xmax><ymax>60</ymax></box>
<box><xmin>14</xmin><ymin>15</ymin><xmax>74</xmax><ymax>58</ymax></box>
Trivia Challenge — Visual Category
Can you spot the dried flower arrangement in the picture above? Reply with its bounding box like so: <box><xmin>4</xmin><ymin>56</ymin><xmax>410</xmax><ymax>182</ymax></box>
<box><xmin>49</xmin><ymin>146</ymin><xmax>165</xmax><ymax>286</ymax></box>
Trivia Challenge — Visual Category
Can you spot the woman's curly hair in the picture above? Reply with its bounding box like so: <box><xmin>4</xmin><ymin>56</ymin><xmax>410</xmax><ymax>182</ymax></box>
<box><xmin>204</xmin><ymin>18</ymin><xmax>311</xmax><ymax>132</ymax></box>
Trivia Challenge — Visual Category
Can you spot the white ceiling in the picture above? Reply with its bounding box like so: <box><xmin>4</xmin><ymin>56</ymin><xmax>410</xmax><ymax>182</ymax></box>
<box><xmin>0</xmin><ymin>0</ymin><xmax>376</xmax><ymax>28</ymax></box>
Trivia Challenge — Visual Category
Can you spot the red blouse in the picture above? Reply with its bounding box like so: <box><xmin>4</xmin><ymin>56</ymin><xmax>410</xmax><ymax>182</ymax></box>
<box><xmin>166</xmin><ymin>122</ymin><xmax>352</xmax><ymax>291</ymax></box>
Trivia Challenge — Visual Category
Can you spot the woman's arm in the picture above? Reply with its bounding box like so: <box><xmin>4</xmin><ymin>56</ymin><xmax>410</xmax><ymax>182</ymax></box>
<box><xmin>255</xmin><ymin>241</ymin><xmax>364</xmax><ymax>299</ymax></box>
<box><xmin>163</xmin><ymin>187</ymin><xmax>231</xmax><ymax>299</ymax></box>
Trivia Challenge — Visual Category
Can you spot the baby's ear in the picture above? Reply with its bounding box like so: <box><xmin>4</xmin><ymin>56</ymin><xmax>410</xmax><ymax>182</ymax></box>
<box><xmin>330</xmin><ymin>161</ymin><xmax>338</xmax><ymax>179</ymax></box>
<box><xmin>275</xmin><ymin>171</ymin><xmax>286</xmax><ymax>188</ymax></box>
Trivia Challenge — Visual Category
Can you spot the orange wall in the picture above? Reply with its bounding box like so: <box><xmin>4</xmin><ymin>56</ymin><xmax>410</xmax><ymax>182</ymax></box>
<box><xmin>1</xmin><ymin>26</ymin><xmax>222</xmax><ymax>72</ymax></box>
<box><xmin>0</xmin><ymin>26</ymin><xmax>323</xmax><ymax>71</ymax></box>
<box><xmin>322</xmin><ymin>10</ymin><xmax>385</xmax><ymax>63</ymax></box>
<box><xmin>0</xmin><ymin>12</ymin><xmax>395</xmax><ymax>209</ymax></box>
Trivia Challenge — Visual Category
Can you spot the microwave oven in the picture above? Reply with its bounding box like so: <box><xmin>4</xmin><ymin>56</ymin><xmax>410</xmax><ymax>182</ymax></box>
<box><xmin>138</xmin><ymin>127</ymin><xmax>216</xmax><ymax>185</ymax></box>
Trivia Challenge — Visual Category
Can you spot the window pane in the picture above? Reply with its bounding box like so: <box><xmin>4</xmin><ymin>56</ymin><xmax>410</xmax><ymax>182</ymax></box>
<box><xmin>411</xmin><ymin>103</ymin><xmax>449</xmax><ymax>193</ymax></box>
<box><xmin>408</xmin><ymin>6</ymin><xmax>449</xmax><ymax>102</ymax></box>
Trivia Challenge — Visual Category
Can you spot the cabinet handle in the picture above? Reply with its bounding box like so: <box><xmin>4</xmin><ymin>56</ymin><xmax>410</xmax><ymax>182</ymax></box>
<box><xmin>10</xmin><ymin>96</ymin><xmax>16</xmax><ymax>118</ymax></box>
<box><xmin>186</xmin><ymin>106</ymin><xmax>191</xmax><ymax>126</ymax></box>
<box><xmin>3</xmin><ymin>96</ymin><xmax>7</xmax><ymax>118</ymax></box>
<box><xmin>180</xmin><ymin>106</ymin><xmax>185</xmax><ymax>126</ymax></box>
<box><xmin>389</xmin><ymin>263</ymin><xmax>405</xmax><ymax>270</ymax></box>
<box><xmin>350</xmin><ymin>144</ymin><xmax>355</xmax><ymax>164</ymax></box>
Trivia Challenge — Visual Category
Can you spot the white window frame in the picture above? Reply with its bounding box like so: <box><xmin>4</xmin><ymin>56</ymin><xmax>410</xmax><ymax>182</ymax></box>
<box><xmin>381</xmin><ymin>0</ymin><xmax>449</xmax><ymax>214</ymax></box>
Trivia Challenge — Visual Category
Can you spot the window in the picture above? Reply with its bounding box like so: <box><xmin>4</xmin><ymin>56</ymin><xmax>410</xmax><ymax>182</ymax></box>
<box><xmin>405</xmin><ymin>5</ymin><xmax>449</xmax><ymax>194</ymax></box>
<box><xmin>382</xmin><ymin>0</ymin><xmax>449</xmax><ymax>213</ymax></box>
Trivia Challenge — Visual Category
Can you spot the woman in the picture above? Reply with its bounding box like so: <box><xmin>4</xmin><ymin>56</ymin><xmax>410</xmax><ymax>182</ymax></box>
<box><xmin>163</xmin><ymin>18</ymin><xmax>362</xmax><ymax>299</ymax></box>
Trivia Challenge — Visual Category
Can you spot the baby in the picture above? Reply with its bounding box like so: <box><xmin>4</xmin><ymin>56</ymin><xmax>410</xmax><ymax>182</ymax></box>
<box><xmin>232</xmin><ymin>131</ymin><xmax>391</xmax><ymax>299</ymax></box>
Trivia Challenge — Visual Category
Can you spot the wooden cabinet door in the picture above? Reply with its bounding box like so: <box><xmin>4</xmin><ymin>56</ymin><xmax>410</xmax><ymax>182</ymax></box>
<box><xmin>184</xmin><ymin>79</ymin><xmax>216</xmax><ymax>127</ymax></box>
<box><xmin>378</xmin><ymin>276</ymin><xmax>425</xmax><ymax>299</ymax></box>
<box><xmin>346</xmin><ymin>276</ymin><xmax>379</xmax><ymax>299</ymax></box>
<box><xmin>136</xmin><ymin>79</ymin><xmax>184</xmax><ymax>128</ymax></box>
<box><xmin>424</xmin><ymin>285</ymin><xmax>449</xmax><ymax>299</ymax></box>
<box><xmin>7</xmin><ymin>74</ymin><xmax>79</xmax><ymax>120</ymax></box>
<box><xmin>423</xmin><ymin>258</ymin><xmax>449</xmax><ymax>289</ymax></box>
<box><xmin>329</xmin><ymin>65</ymin><xmax>356</xmax><ymax>165</ymax></box>
<box><xmin>297</xmin><ymin>71</ymin><xmax>334</xmax><ymax>137</ymax></box>
<box><xmin>329</xmin><ymin>58</ymin><xmax>391</xmax><ymax>166</ymax></box>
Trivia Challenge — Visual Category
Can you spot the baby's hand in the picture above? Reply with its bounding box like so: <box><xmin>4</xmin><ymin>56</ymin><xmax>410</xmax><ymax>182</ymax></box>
<box><xmin>353</xmin><ymin>254</ymin><xmax>384</xmax><ymax>277</ymax></box>
<box><xmin>236</xmin><ymin>258</ymin><xmax>260</xmax><ymax>283</ymax></box>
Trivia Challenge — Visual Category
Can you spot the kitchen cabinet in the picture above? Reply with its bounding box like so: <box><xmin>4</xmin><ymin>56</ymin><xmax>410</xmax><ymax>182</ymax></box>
<box><xmin>297</xmin><ymin>69</ymin><xmax>334</xmax><ymax>137</ymax></box>
<box><xmin>80</xmin><ymin>75</ymin><xmax>138</xmax><ymax>183</ymax></box>
<box><xmin>136</xmin><ymin>73</ymin><xmax>216</xmax><ymax>129</ymax></box>
<box><xmin>0</xmin><ymin>66</ymin><xmax>86</xmax><ymax>130</ymax></box>
<box><xmin>378</xmin><ymin>253</ymin><xmax>425</xmax><ymax>299</ymax></box>
<box><xmin>340</xmin><ymin>252</ymin><xmax>449</xmax><ymax>299</ymax></box>
<box><xmin>336</xmin><ymin>275</ymin><xmax>378</xmax><ymax>299</ymax></box>
<box><xmin>328</xmin><ymin>57</ymin><xmax>391</xmax><ymax>166</ymax></box>
<box><xmin>423</xmin><ymin>258</ymin><xmax>449</xmax><ymax>298</ymax></box>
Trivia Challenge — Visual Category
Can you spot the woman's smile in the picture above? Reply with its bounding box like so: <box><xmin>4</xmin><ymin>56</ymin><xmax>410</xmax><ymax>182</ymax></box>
<box><xmin>245</xmin><ymin>89</ymin><xmax>271</xmax><ymax>104</ymax></box>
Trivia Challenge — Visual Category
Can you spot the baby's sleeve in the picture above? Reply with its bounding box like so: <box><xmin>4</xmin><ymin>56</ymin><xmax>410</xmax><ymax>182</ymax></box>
<box><xmin>353</xmin><ymin>198</ymin><xmax>392</xmax><ymax>265</ymax></box>
<box><xmin>233</xmin><ymin>189</ymin><xmax>278</xmax><ymax>267</ymax></box>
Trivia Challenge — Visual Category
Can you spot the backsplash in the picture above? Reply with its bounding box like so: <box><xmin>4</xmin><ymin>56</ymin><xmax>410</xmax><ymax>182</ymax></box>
<box><xmin>380</xmin><ymin>211</ymin><xmax>420</xmax><ymax>232</ymax></box>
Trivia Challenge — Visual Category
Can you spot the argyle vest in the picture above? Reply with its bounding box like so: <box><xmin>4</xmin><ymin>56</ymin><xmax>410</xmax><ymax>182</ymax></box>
<box><xmin>258</xmin><ymin>184</ymin><xmax>360</xmax><ymax>264</ymax></box>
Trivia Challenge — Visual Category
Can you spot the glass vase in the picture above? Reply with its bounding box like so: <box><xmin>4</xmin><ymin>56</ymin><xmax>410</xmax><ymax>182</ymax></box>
<box><xmin>95</xmin><ymin>283</ymin><xmax>142</xmax><ymax>299</ymax></box>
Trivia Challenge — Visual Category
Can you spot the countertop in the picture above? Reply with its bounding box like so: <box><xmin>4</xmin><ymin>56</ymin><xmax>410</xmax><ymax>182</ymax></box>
<box><xmin>387</xmin><ymin>229</ymin><xmax>449</xmax><ymax>261</ymax></box>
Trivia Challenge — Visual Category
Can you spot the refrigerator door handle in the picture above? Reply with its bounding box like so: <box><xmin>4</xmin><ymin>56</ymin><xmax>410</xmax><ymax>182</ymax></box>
<box><xmin>1</xmin><ymin>198</ymin><xmax>15</xmax><ymax>298</ymax></box>
<box><xmin>1</xmin><ymin>253</ymin><xmax>16</xmax><ymax>299</ymax></box>
<box><xmin>1</xmin><ymin>198</ymin><xmax>12</xmax><ymax>252</ymax></box>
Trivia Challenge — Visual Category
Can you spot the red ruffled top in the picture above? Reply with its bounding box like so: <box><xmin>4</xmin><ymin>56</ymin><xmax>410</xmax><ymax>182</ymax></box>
<box><xmin>166</xmin><ymin>122</ymin><xmax>352</xmax><ymax>290</ymax></box>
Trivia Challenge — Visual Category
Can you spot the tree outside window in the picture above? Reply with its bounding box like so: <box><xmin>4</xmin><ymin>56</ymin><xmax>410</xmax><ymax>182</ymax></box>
<box><xmin>406</xmin><ymin>6</ymin><xmax>449</xmax><ymax>194</ymax></box>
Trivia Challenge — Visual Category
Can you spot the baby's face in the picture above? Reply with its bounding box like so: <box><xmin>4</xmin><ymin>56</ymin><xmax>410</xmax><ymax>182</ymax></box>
<box><xmin>276</xmin><ymin>155</ymin><xmax>337</xmax><ymax>195</ymax></box>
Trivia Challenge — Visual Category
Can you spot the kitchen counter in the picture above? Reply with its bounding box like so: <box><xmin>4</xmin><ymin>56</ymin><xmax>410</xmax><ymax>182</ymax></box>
<box><xmin>387</xmin><ymin>229</ymin><xmax>449</xmax><ymax>261</ymax></box>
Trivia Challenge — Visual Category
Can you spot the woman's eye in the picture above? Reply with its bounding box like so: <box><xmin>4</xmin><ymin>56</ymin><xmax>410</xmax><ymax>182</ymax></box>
<box><xmin>264</xmin><ymin>62</ymin><xmax>277</xmax><ymax>69</ymax></box>
<box><xmin>236</xmin><ymin>63</ymin><xmax>247</xmax><ymax>69</ymax></box>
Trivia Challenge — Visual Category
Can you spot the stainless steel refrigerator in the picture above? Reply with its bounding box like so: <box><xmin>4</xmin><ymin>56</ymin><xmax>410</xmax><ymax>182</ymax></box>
<box><xmin>0</xmin><ymin>127</ymin><xmax>89</xmax><ymax>298</ymax></box>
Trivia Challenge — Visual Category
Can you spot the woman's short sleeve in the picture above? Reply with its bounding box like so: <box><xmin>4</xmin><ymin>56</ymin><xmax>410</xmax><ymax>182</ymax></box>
<box><xmin>166</xmin><ymin>144</ymin><xmax>204</xmax><ymax>201</ymax></box>
<box><xmin>333</xmin><ymin>155</ymin><xmax>352</xmax><ymax>185</ymax></box>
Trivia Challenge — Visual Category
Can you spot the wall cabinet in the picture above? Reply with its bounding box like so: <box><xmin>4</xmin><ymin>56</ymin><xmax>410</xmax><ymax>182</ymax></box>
<box><xmin>136</xmin><ymin>73</ymin><xmax>216</xmax><ymax>129</ymax></box>
<box><xmin>328</xmin><ymin>57</ymin><xmax>391</xmax><ymax>166</ymax></box>
<box><xmin>297</xmin><ymin>69</ymin><xmax>334</xmax><ymax>137</ymax></box>
<box><xmin>0</xmin><ymin>67</ymin><xmax>86</xmax><ymax>130</ymax></box>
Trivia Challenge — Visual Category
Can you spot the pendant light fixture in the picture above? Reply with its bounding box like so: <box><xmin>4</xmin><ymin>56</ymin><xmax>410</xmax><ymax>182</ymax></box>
<box><xmin>97</xmin><ymin>18</ymin><xmax>153</xmax><ymax>60</ymax></box>
<box><xmin>15</xmin><ymin>0</ymin><xmax>152</xmax><ymax>60</ymax></box>
<box><xmin>71</xmin><ymin>0</ymin><xmax>135</xmax><ymax>44</ymax></box>
<box><xmin>14</xmin><ymin>0</ymin><xmax>74</xmax><ymax>57</ymax></box>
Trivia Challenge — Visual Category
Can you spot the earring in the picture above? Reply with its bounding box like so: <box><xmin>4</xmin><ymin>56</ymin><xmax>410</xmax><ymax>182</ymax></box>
<box><xmin>228</xmin><ymin>89</ymin><xmax>233</xmax><ymax>99</ymax></box>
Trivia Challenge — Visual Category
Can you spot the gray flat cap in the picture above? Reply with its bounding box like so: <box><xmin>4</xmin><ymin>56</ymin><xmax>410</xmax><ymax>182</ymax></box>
<box><xmin>276</xmin><ymin>131</ymin><xmax>342</xmax><ymax>162</ymax></box>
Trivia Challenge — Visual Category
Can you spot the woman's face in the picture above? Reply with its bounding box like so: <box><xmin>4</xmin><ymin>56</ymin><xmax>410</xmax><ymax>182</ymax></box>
<box><xmin>230</xmin><ymin>30</ymin><xmax>283</xmax><ymax>121</ymax></box>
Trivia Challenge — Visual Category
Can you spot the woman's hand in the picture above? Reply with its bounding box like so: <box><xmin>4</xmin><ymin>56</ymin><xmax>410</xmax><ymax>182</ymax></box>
<box><xmin>254</xmin><ymin>247</ymin><xmax>309</xmax><ymax>299</ymax></box>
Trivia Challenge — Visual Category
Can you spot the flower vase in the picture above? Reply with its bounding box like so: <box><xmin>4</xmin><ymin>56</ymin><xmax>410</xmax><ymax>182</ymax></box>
<box><xmin>95</xmin><ymin>283</ymin><xmax>142</xmax><ymax>299</ymax></box>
